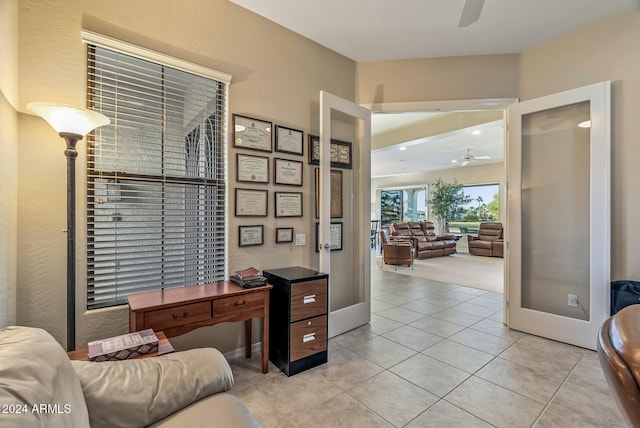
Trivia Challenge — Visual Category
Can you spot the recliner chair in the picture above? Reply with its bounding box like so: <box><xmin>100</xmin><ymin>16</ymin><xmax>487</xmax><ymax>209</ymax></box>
<box><xmin>468</xmin><ymin>222</ymin><xmax>503</xmax><ymax>257</ymax></box>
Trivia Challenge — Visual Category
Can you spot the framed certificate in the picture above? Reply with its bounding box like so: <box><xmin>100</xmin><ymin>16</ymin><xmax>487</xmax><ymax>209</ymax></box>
<box><xmin>274</xmin><ymin>192</ymin><xmax>303</xmax><ymax>217</ymax></box>
<box><xmin>276</xmin><ymin>227</ymin><xmax>294</xmax><ymax>243</ymax></box>
<box><xmin>233</xmin><ymin>114</ymin><xmax>272</xmax><ymax>152</ymax></box>
<box><xmin>275</xmin><ymin>125</ymin><xmax>304</xmax><ymax>156</ymax></box>
<box><xmin>314</xmin><ymin>168</ymin><xmax>343</xmax><ymax>219</ymax></box>
<box><xmin>308</xmin><ymin>135</ymin><xmax>353</xmax><ymax>169</ymax></box>
<box><xmin>237</xmin><ymin>153</ymin><xmax>269</xmax><ymax>184</ymax></box>
<box><xmin>239</xmin><ymin>225</ymin><xmax>264</xmax><ymax>247</ymax></box>
<box><xmin>274</xmin><ymin>158</ymin><xmax>303</xmax><ymax>186</ymax></box>
<box><xmin>235</xmin><ymin>188</ymin><xmax>268</xmax><ymax>217</ymax></box>
<box><xmin>315</xmin><ymin>222</ymin><xmax>343</xmax><ymax>252</ymax></box>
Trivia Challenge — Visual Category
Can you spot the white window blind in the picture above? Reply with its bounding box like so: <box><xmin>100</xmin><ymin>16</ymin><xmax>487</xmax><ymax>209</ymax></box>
<box><xmin>86</xmin><ymin>44</ymin><xmax>227</xmax><ymax>309</ymax></box>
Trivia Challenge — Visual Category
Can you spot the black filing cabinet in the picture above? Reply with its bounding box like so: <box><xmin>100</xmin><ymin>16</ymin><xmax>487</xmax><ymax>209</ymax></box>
<box><xmin>263</xmin><ymin>266</ymin><xmax>328</xmax><ymax>376</ymax></box>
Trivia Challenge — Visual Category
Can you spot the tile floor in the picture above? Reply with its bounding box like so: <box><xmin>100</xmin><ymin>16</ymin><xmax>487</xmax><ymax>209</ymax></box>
<box><xmin>228</xmin><ymin>267</ymin><xmax>625</xmax><ymax>427</ymax></box>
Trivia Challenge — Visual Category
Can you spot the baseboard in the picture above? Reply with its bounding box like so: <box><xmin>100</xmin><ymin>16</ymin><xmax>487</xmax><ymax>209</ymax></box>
<box><xmin>223</xmin><ymin>342</ymin><xmax>263</xmax><ymax>360</ymax></box>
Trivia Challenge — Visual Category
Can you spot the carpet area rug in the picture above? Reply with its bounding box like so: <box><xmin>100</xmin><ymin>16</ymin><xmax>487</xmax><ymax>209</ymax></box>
<box><xmin>376</xmin><ymin>252</ymin><xmax>504</xmax><ymax>293</ymax></box>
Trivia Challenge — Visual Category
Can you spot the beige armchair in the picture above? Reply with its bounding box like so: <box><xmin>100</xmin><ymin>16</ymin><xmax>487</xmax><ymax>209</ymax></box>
<box><xmin>0</xmin><ymin>326</ymin><xmax>260</xmax><ymax>428</ymax></box>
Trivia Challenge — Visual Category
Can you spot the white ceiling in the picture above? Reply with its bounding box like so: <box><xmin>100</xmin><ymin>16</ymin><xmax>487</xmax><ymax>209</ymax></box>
<box><xmin>229</xmin><ymin>0</ymin><xmax>637</xmax><ymax>62</ymax></box>
<box><xmin>371</xmin><ymin>116</ymin><xmax>504</xmax><ymax>177</ymax></box>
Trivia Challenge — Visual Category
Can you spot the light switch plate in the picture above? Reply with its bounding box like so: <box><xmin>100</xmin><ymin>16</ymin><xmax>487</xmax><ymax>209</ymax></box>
<box><xmin>295</xmin><ymin>233</ymin><xmax>306</xmax><ymax>246</ymax></box>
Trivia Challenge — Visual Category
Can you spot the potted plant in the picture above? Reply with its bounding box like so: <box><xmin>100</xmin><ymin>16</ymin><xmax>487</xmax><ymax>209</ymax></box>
<box><xmin>429</xmin><ymin>178</ymin><xmax>471</xmax><ymax>233</ymax></box>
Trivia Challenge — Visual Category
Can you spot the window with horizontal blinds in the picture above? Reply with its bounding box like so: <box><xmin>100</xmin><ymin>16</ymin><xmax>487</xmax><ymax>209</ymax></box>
<box><xmin>86</xmin><ymin>44</ymin><xmax>227</xmax><ymax>309</ymax></box>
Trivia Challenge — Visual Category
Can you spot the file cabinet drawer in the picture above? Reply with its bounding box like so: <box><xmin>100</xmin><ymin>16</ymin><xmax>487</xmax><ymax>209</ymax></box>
<box><xmin>290</xmin><ymin>279</ymin><xmax>327</xmax><ymax>322</ymax></box>
<box><xmin>290</xmin><ymin>315</ymin><xmax>327</xmax><ymax>362</ymax></box>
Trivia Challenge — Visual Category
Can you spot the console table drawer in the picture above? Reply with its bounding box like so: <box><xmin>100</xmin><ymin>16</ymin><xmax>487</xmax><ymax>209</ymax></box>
<box><xmin>290</xmin><ymin>279</ymin><xmax>327</xmax><ymax>322</ymax></box>
<box><xmin>144</xmin><ymin>301</ymin><xmax>211</xmax><ymax>331</ymax></box>
<box><xmin>290</xmin><ymin>315</ymin><xmax>327</xmax><ymax>362</ymax></box>
<box><xmin>213</xmin><ymin>292</ymin><xmax>265</xmax><ymax>323</ymax></box>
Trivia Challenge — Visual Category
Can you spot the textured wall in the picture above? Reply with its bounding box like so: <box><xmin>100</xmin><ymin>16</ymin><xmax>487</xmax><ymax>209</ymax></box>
<box><xmin>17</xmin><ymin>0</ymin><xmax>357</xmax><ymax>350</ymax></box>
<box><xmin>0</xmin><ymin>0</ymin><xmax>18</xmax><ymax>327</ymax></box>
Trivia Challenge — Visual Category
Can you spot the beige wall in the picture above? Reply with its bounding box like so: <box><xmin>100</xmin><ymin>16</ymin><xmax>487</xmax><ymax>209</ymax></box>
<box><xmin>356</xmin><ymin>54</ymin><xmax>520</xmax><ymax>105</ymax></box>
<box><xmin>17</xmin><ymin>0</ymin><xmax>356</xmax><ymax>351</ymax></box>
<box><xmin>519</xmin><ymin>10</ymin><xmax>640</xmax><ymax>280</ymax></box>
<box><xmin>0</xmin><ymin>0</ymin><xmax>18</xmax><ymax>327</ymax></box>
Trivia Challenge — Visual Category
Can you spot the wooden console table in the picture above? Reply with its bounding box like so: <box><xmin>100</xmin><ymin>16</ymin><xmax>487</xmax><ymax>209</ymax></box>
<box><xmin>126</xmin><ymin>281</ymin><xmax>272</xmax><ymax>373</ymax></box>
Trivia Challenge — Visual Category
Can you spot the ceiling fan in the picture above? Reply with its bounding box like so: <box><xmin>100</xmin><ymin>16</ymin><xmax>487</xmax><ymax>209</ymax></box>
<box><xmin>453</xmin><ymin>148</ymin><xmax>491</xmax><ymax>166</ymax></box>
<box><xmin>458</xmin><ymin>0</ymin><xmax>485</xmax><ymax>27</ymax></box>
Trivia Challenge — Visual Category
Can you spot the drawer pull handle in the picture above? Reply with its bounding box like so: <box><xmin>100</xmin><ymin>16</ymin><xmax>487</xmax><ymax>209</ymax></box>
<box><xmin>303</xmin><ymin>295</ymin><xmax>316</xmax><ymax>304</ymax></box>
<box><xmin>172</xmin><ymin>311</ymin><xmax>189</xmax><ymax>319</ymax></box>
<box><xmin>303</xmin><ymin>333</ymin><xmax>316</xmax><ymax>343</ymax></box>
<box><xmin>234</xmin><ymin>300</ymin><xmax>247</xmax><ymax>306</ymax></box>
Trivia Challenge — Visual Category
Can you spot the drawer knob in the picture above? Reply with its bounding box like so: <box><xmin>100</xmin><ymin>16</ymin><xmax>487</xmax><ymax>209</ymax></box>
<box><xmin>303</xmin><ymin>333</ymin><xmax>316</xmax><ymax>343</ymax></box>
<box><xmin>303</xmin><ymin>295</ymin><xmax>316</xmax><ymax>304</ymax></box>
<box><xmin>234</xmin><ymin>300</ymin><xmax>247</xmax><ymax>306</ymax></box>
<box><xmin>172</xmin><ymin>311</ymin><xmax>189</xmax><ymax>319</ymax></box>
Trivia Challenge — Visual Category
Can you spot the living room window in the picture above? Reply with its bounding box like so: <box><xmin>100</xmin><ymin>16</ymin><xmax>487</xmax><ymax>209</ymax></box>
<box><xmin>85</xmin><ymin>38</ymin><xmax>229</xmax><ymax>309</ymax></box>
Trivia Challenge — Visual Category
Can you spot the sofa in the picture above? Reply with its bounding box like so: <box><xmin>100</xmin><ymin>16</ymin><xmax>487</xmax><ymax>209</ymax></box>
<box><xmin>0</xmin><ymin>326</ymin><xmax>260</xmax><ymax>428</ymax></box>
<box><xmin>390</xmin><ymin>221</ymin><xmax>457</xmax><ymax>259</ymax></box>
<box><xmin>468</xmin><ymin>222</ymin><xmax>503</xmax><ymax>257</ymax></box>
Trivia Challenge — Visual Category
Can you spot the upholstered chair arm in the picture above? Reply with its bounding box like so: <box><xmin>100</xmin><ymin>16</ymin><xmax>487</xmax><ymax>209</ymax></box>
<box><xmin>468</xmin><ymin>235</ymin><xmax>479</xmax><ymax>242</ymax></box>
<box><xmin>72</xmin><ymin>348</ymin><xmax>233</xmax><ymax>428</ymax></box>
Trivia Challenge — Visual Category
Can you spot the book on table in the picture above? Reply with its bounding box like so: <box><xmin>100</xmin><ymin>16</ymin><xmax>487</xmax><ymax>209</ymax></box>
<box><xmin>231</xmin><ymin>266</ymin><xmax>267</xmax><ymax>288</ymax></box>
<box><xmin>88</xmin><ymin>329</ymin><xmax>159</xmax><ymax>361</ymax></box>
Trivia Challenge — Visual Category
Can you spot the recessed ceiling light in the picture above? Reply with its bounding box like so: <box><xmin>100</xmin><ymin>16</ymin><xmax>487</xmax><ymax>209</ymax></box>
<box><xmin>578</xmin><ymin>120</ymin><xmax>591</xmax><ymax>128</ymax></box>
<box><xmin>399</xmin><ymin>147</ymin><xmax>407</xmax><ymax>151</ymax></box>
<box><xmin>451</xmin><ymin>159</ymin><xmax>458</xmax><ymax>163</ymax></box>
<box><xmin>472</xmin><ymin>130</ymin><xmax>482</xmax><ymax>135</ymax></box>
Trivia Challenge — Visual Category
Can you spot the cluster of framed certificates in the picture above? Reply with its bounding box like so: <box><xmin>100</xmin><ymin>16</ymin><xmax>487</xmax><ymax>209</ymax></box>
<box><xmin>233</xmin><ymin>114</ymin><xmax>306</xmax><ymax>247</ymax></box>
<box><xmin>232</xmin><ymin>114</ymin><xmax>352</xmax><ymax>248</ymax></box>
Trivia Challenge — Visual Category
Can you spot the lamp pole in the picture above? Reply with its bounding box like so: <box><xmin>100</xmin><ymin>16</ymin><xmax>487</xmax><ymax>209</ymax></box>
<box><xmin>27</xmin><ymin>102</ymin><xmax>109</xmax><ymax>352</ymax></box>
<box><xmin>61</xmin><ymin>132</ymin><xmax>82</xmax><ymax>351</ymax></box>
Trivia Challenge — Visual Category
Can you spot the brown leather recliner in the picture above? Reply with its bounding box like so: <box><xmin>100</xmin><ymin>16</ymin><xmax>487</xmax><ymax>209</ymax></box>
<box><xmin>597</xmin><ymin>305</ymin><xmax>640</xmax><ymax>427</ymax></box>
<box><xmin>390</xmin><ymin>221</ymin><xmax>456</xmax><ymax>259</ymax></box>
<box><xmin>380</xmin><ymin>229</ymin><xmax>413</xmax><ymax>269</ymax></box>
<box><xmin>468</xmin><ymin>222</ymin><xmax>503</xmax><ymax>257</ymax></box>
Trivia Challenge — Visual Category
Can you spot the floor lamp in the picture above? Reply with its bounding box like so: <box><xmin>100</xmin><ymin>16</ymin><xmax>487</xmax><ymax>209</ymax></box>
<box><xmin>27</xmin><ymin>102</ymin><xmax>110</xmax><ymax>351</ymax></box>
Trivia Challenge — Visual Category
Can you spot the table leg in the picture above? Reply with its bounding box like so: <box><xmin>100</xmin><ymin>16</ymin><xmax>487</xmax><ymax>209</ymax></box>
<box><xmin>245</xmin><ymin>318</ymin><xmax>251</xmax><ymax>359</ymax></box>
<box><xmin>262</xmin><ymin>290</ymin><xmax>270</xmax><ymax>374</ymax></box>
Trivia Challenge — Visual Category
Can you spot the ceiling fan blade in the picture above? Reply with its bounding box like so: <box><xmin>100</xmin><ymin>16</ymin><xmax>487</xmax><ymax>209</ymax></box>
<box><xmin>458</xmin><ymin>0</ymin><xmax>485</xmax><ymax>28</ymax></box>
<box><xmin>461</xmin><ymin>160</ymin><xmax>470</xmax><ymax>167</ymax></box>
<box><xmin>475</xmin><ymin>156</ymin><xmax>491</xmax><ymax>160</ymax></box>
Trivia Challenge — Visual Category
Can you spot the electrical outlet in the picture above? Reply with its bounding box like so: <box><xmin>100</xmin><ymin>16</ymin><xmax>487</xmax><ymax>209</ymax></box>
<box><xmin>568</xmin><ymin>294</ymin><xmax>578</xmax><ymax>307</ymax></box>
<box><xmin>295</xmin><ymin>233</ymin><xmax>306</xmax><ymax>246</ymax></box>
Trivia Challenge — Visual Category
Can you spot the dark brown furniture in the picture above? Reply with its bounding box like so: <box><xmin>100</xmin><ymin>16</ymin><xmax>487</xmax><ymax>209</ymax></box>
<box><xmin>380</xmin><ymin>229</ymin><xmax>414</xmax><ymax>269</ymax></box>
<box><xmin>390</xmin><ymin>221</ymin><xmax>457</xmax><ymax>259</ymax></box>
<box><xmin>468</xmin><ymin>222</ymin><xmax>503</xmax><ymax>257</ymax></box>
<box><xmin>127</xmin><ymin>281</ymin><xmax>272</xmax><ymax>373</ymax></box>
<box><xmin>597</xmin><ymin>304</ymin><xmax>640</xmax><ymax>427</ymax></box>
<box><xmin>68</xmin><ymin>331</ymin><xmax>174</xmax><ymax>361</ymax></box>
<box><xmin>262</xmin><ymin>267</ymin><xmax>328</xmax><ymax>376</ymax></box>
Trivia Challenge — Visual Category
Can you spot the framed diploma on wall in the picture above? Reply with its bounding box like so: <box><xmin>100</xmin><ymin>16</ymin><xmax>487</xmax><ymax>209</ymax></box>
<box><xmin>235</xmin><ymin>188</ymin><xmax>268</xmax><ymax>217</ymax></box>
<box><xmin>239</xmin><ymin>225</ymin><xmax>264</xmax><ymax>247</ymax></box>
<box><xmin>274</xmin><ymin>192</ymin><xmax>303</xmax><ymax>217</ymax></box>
<box><xmin>274</xmin><ymin>158</ymin><xmax>303</xmax><ymax>186</ymax></box>
<box><xmin>237</xmin><ymin>153</ymin><xmax>269</xmax><ymax>184</ymax></box>
<box><xmin>232</xmin><ymin>114</ymin><xmax>272</xmax><ymax>152</ymax></box>
<box><xmin>275</xmin><ymin>125</ymin><xmax>304</xmax><ymax>156</ymax></box>
<box><xmin>276</xmin><ymin>227</ymin><xmax>294</xmax><ymax>243</ymax></box>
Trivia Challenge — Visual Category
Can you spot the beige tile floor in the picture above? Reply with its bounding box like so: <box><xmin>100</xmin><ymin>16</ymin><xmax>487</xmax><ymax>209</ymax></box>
<box><xmin>228</xmin><ymin>267</ymin><xmax>625</xmax><ymax>427</ymax></box>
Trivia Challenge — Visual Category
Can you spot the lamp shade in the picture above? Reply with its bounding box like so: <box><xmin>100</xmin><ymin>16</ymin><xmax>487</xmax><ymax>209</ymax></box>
<box><xmin>27</xmin><ymin>102</ymin><xmax>110</xmax><ymax>136</ymax></box>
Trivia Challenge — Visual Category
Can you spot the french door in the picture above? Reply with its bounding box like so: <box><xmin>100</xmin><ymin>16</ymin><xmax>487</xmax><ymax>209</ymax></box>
<box><xmin>506</xmin><ymin>82</ymin><xmax>611</xmax><ymax>350</ymax></box>
<box><xmin>319</xmin><ymin>91</ymin><xmax>371</xmax><ymax>338</ymax></box>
